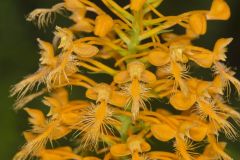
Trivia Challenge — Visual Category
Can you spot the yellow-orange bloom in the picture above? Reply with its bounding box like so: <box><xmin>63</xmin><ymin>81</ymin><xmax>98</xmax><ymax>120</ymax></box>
<box><xmin>114</xmin><ymin>61</ymin><xmax>156</xmax><ymax>121</ymax></box>
<box><xmin>86</xmin><ymin>83</ymin><xmax>128</xmax><ymax>107</ymax></box>
<box><xmin>76</xmin><ymin>102</ymin><xmax>119</xmax><ymax>149</ymax></box>
<box><xmin>13</xmin><ymin>0</ymin><xmax>239</xmax><ymax>160</ymax></box>
<box><xmin>110</xmin><ymin>135</ymin><xmax>151</xmax><ymax>159</ymax></box>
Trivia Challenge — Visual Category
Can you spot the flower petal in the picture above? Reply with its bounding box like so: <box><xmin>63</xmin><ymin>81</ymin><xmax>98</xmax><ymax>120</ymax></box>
<box><xmin>73</xmin><ymin>42</ymin><xmax>99</xmax><ymax>58</ymax></box>
<box><xmin>109</xmin><ymin>91</ymin><xmax>128</xmax><ymax>107</ymax></box>
<box><xmin>188</xmin><ymin>53</ymin><xmax>213</xmax><ymax>68</ymax></box>
<box><xmin>151</xmin><ymin>123</ymin><xmax>176</xmax><ymax>141</ymax></box>
<box><xmin>207</xmin><ymin>0</ymin><xmax>231</xmax><ymax>20</ymax></box>
<box><xmin>114</xmin><ymin>71</ymin><xmax>130</xmax><ymax>84</ymax></box>
<box><xmin>62</xmin><ymin>112</ymin><xmax>80</xmax><ymax>125</ymax></box>
<box><xmin>213</xmin><ymin>38</ymin><xmax>233</xmax><ymax>61</ymax></box>
<box><xmin>24</xmin><ymin>108</ymin><xmax>46</xmax><ymax>127</ymax></box>
<box><xmin>188</xmin><ymin>125</ymin><xmax>208</xmax><ymax>141</ymax></box>
<box><xmin>189</xmin><ymin>14</ymin><xmax>207</xmax><ymax>35</ymax></box>
<box><xmin>110</xmin><ymin>144</ymin><xmax>131</xmax><ymax>157</ymax></box>
<box><xmin>51</xmin><ymin>126</ymin><xmax>71</xmax><ymax>140</ymax></box>
<box><xmin>148</xmin><ymin>49</ymin><xmax>170</xmax><ymax>66</ymax></box>
<box><xmin>170</xmin><ymin>91</ymin><xmax>196</xmax><ymax>110</ymax></box>
<box><xmin>85</xmin><ymin>87</ymin><xmax>98</xmax><ymax>100</ymax></box>
<box><xmin>141</xmin><ymin>70</ymin><xmax>156</xmax><ymax>83</ymax></box>
<box><xmin>140</xmin><ymin>141</ymin><xmax>151</xmax><ymax>152</ymax></box>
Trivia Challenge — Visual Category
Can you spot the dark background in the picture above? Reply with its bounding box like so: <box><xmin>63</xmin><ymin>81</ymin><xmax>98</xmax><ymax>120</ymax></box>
<box><xmin>0</xmin><ymin>0</ymin><xmax>239</xmax><ymax>159</ymax></box>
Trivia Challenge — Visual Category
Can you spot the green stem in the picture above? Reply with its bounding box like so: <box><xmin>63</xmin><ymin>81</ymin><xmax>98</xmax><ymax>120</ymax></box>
<box><xmin>128</xmin><ymin>11</ymin><xmax>142</xmax><ymax>54</ymax></box>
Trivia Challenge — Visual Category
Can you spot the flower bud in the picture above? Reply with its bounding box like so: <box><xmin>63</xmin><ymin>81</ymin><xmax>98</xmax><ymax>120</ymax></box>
<box><xmin>94</xmin><ymin>14</ymin><xmax>114</xmax><ymax>37</ymax></box>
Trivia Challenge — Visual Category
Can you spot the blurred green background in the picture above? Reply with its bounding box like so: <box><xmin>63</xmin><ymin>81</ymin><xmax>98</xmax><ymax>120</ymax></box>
<box><xmin>0</xmin><ymin>0</ymin><xmax>239</xmax><ymax>159</ymax></box>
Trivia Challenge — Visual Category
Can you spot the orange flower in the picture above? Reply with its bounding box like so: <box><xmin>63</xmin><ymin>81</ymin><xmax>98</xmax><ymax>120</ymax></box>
<box><xmin>169</xmin><ymin>78</ymin><xmax>212</xmax><ymax>110</ymax></box>
<box><xmin>76</xmin><ymin>102</ymin><xmax>120</xmax><ymax>150</ymax></box>
<box><xmin>110</xmin><ymin>135</ymin><xmax>151</xmax><ymax>159</ymax></box>
<box><xmin>10</xmin><ymin>38</ymin><xmax>78</xmax><ymax>102</ymax></box>
<box><xmin>114</xmin><ymin>61</ymin><xmax>156</xmax><ymax>121</ymax></box>
<box><xmin>14</xmin><ymin>0</ymin><xmax>239</xmax><ymax>159</ymax></box>
<box><xmin>86</xmin><ymin>83</ymin><xmax>128</xmax><ymax>107</ymax></box>
<box><xmin>14</xmin><ymin>108</ymin><xmax>71</xmax><ymax>160</ymax></box>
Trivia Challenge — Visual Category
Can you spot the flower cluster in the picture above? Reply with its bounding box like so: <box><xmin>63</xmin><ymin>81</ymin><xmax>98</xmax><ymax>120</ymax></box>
<box><xmin>12</xmin><ymin>0</ymin><xmax>240</xmax><ymax>160</ymax></box>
